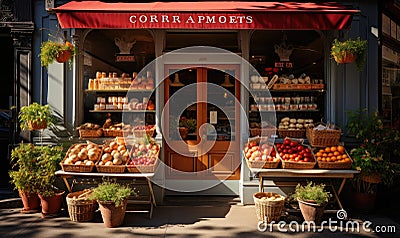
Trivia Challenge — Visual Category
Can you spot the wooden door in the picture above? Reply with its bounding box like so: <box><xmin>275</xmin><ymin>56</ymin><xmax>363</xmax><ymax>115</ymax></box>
<box><xmin>164</xmin><ymin>66</ymin><xmax>240</xmax><ymax>180</ymax></box>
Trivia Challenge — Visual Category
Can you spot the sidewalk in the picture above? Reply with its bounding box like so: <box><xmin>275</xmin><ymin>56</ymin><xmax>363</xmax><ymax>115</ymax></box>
<box><xmin>0</xmin><ymin>195</ymin><xmax>399</xmax><ymax>238</ymax></box>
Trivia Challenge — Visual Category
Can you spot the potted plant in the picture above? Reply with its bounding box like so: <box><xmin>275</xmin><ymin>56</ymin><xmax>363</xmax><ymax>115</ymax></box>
<box><xmin>346</xmin><ymin>109</ymin><xmax>400</xmax><ymax>211</ymax></box>
<box><xmin>331</xmin><ymin>37</ymin><xmax>367</xmax><ymax>71</ymax></box>
<box><xmin>178</xmin><ymin>117</ymin><xmax>197</xmax><ymax>139</ymax></box>
<box><xmin>18</xmin><ymin>102</ymin><xmax>56</xmax><ymax>131</ymax></box>
<box><xmin>40</xmin><ymin>40</ymin><xmax>75</xmax><ymax>68</ymax></box>
<box><xmin>33</xmin><ymin>145</ymin><xmax>65</xmax><ymax>217</ymax></box>
<box><xmin>89</xmin><ymin>180</ymin><xmax>135</xmax><ymax>228</ymax></box>
<box><xmin>9</xmin><ymin>143</ymin><xmax>41</xmax><ymax>213</ymax></box>
<box><xmin>291</xmin><ymin>181</ymin><xmax>331</xmax><ymax>224</ymax></box>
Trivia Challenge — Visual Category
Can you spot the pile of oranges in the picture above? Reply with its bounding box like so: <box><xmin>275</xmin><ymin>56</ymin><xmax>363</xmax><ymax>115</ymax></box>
<box><xmin>315</xmin><ymin>145</ymin><xmax>351</xmax><ymax>163</ymax></box>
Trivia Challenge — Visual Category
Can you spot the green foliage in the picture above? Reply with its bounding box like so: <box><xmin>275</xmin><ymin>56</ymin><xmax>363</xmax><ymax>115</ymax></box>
<box><xmin>291</xmin><ymin>181</ymin><xmax>331</xmax><ymax>205</ymax></box>
<box><xmin>18</xmin><ymin>102</ymin><xmax>56</xmax><ymax>131</ymax></box>
<box><xmin>179</xmin><ymin>118</ymin><xmax>197</xmax><ymax>133</ymax></box>
<box><xmin>9</xmin><ymin>144</ymin><xmax>64</xmax><ymax>197</ymax></box>
<box><xmin>40</xmin><ymin>40</ymin><xmax>75</xmax><ymax>68</ymax></box>
<box><xmin>90</xmin><ymin>181</ymin><xmax>135</xmax><ymax>207</ymax></box>
<box><xmin>331</xmin><ymin>37</ymin><xmax>367</xmax><ymax>71</ymax></box>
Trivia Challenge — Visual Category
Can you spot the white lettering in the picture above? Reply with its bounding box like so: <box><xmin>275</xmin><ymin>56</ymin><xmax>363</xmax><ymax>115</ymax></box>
<box><xmin>257</xmin><ymin>221</ymin><xmax>267</xmax><ymax>232</ymax></box>
<box><xmin>150</xmin><ymin>15</ymin><xmax>158</xmax><ymax>23</ymax></box>
<box><xmin>198</xmin><ymin>16</ymin><xmax>206</xmax><ymax>23</ymax></box>
<box><xmin>277</xmin><ymin>221</ymin><xmax>287</xmax><ymax>232</ymax></box>
<box><xmin>218</xmin><ymin>16</ymin><xmax>227</xmax><ymax>23</ymax></box>
<box><xmin>229</xmin><ymin>16</ymin><xmax>237</xmax><ymax>24</ymax></box>
<box><xmin>206</xmin><ymin>16</ymin><xmax>216</xmax><ymax>23</ymax></box>
<box><xmin>363</xmin><ymin>221</ymin><xmax>372</xmax><ymax>233</ymax></box>
<box><xmin>186</xmin><ymin>16</ymin><xmax>195</xmax><ymax>23</ymax></box>
<box><xmin>237</xmin><ymin>16</ymin><xmax>245</xmax><ymax>23</ymax></box>
<box><xmin>172</xmin><ymin>15</ymin><xmax>181</xmax><ymax>23</ymax></box>
<box><xmin>288</xmin><ymin>221</ymin><xmax>298</xmax><ymax>232</ymax></box>
<box><xmin>246</xmin><ymin>16</ymin><xmax>253</xmax><ymax>24</ymax></box>
<box><xmin>129</xmin><ymin>15</ymin><xmax>137</xmax><ymax>23</ymax></box>
<box><xmin>161</xmin><ymin>15</ymin><xmax>169</xmax><ymax>23</ymax></box>
<box><xmin>139</xmin><ymin>15</ymin><xmax>147</xmax><ymax>23</ymax></box>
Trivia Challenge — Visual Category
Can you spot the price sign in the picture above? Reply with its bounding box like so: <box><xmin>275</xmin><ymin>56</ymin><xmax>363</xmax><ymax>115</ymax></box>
<box><xmin>274</xmin><ymin>61</ymin><xmax>293</xmax><ymax>68</ymax></box>
<box><xmin>115</xmin><ymin>54</ymin><xmax>135</xmax><ymax>62</ymax></box>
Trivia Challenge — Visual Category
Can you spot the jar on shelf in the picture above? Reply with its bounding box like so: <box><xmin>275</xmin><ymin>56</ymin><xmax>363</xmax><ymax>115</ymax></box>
<box><xmin>88</xmin><ymin>79</ymin><xmax>94</xmax><ymax>90</ymax></box>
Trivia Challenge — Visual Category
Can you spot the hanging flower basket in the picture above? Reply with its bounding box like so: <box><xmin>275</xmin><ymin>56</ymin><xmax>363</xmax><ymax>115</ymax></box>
<box><xmin>333</xmin><ymin>51</ymin><xmax>356</xmax><ymax>64</ymax></box>
<box><xmin>55</xmin><ymin>50</ymin><xmax>73</xmax><ymax>63</ymax></box>
<box><xmin>331</xmin><ymin>37</ymin><xmax>367</xmax><ymax>71</ymax></box>
<box><xmin>28</xmin><ymin>120</ymin><xmax>48</xmax><ymax>130</ymax></box>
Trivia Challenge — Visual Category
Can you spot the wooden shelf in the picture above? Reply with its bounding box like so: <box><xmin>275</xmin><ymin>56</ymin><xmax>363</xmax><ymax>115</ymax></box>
<box><xmin>85</xmin><ymin>89</ymin><xmax>154</xmax><ymax>93</ymax></box>
<box><xmin>250</xmin><ymin>110</ymin><xmax>319</xmax><ymax>113</ymax></box>
<box><xmin>89</xmin><ymin>110</ymin><xmax>155</xmax><ymax>113</ymax></box>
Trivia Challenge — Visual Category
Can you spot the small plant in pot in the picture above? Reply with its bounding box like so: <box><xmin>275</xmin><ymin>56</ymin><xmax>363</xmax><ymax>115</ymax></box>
<box><xmin>291</xmin><ymin>181</ymin><xmax>331</xmax><ymax>224</ymax></box>
<box><xmin>18</xmin><ymin>102</ymin><xmax>56</xmax><ymax>131</ymax></box>
<box><xmin>331</xmin><ymin>37</ymin><xmax>367</xmax><ymax>71</ymax></box>
<box><xmin>40</xmin><ymin>40</ymin><xmax>75</xmax><ymax>69</ymax></box>
<box><xmin>89</xmin><ymin>180</ymin><xmax>135</xmax><ymax>228</ymax></box>
<box><xmin>9</xmin><ymin>143</ymin><xmax>41</xmax><ymax>213</ymax></box>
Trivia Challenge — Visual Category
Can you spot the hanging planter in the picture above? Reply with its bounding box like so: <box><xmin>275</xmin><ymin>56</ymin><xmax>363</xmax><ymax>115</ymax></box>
<box><xmin>331</xmin><ymin>37</ymin><xmax>367</xmax><ymax>71</ymax></box>
<box><xmin>55</xmin><ymin>49</ymin><xmax>73</xmax><ymax>63</ymax></box>
<box><xmin>40</xmin><ymin>40</ymin><xmax>75</xmax><ymax>69</ymax></box>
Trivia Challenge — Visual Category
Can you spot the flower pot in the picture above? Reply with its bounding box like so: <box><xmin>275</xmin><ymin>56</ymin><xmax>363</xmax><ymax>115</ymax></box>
<box><xmin>361</xmin><ymin>174</ymin><xmax>381</xmax><ymax>184</ymax></box>
<box><xmin>179</xmin><ymin>127</ymin><xmax>188</xmax><ymax>139</ymax></box>
<box><xmin>28</xmin><ymin>120</ymin><xmax>47</xmax><ymax>130</ymax></box>
<box><xmin>297</xmin><ymin>198</ymin><xmax>326</xmax><ymax>224</ymax></box>
<box><xmin>334</xmin><ymin>51</ymin><xmax>356</xmax><ymax>64</ymax></box>
<box><xmin>56</xmin><ymin>50</ymin><xmax>72</xmax><ymax>63</ymax></box>
<box><xmin>19</xmin><ymin>190</ymin><xmax>40</xmax><ymax>213</ymax></box>
<box><xmin>39</xmin><ymin>190</ymin><xmax>65</xmax><ymax>217</ymax></box>
<box><xmin>98</xmin><ymin>200</ymin><xmax>127</xmax><ymax>228</ymax></box>
<box><xmin>351</xmin><ymin>191</ymin><xmax>377</xmax><ymax>212</ymax></box>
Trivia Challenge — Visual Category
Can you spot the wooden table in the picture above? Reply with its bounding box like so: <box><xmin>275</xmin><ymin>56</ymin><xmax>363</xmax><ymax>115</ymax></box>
<box><xmin>251</xmin><ymin>168</ymin><xmax>359</xmax><ymax>211</ymax></box>
<box><xmin>55</xmin><ymin>170</ymin><xmax>157</xmax><ymax>218</ymax></box>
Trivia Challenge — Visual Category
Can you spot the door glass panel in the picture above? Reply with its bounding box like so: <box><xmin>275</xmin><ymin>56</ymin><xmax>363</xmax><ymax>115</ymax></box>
<box><xmin>206</xmin><ymin>69</ymin><xmax>236</xmax><ymax>141</ymax></box>
<box><xmin>168</xmin><ymin>68</ymin><xmax>198</xmax><ymax>141</ymax></box>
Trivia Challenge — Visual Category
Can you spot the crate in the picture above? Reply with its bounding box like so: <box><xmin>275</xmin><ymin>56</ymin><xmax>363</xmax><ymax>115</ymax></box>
<box><xmin>126</xmin><ymin>159</ymin><xmax>160</xmax><ymax>173</ymax></box>
<box><xmin>95</xmin><ymin>162</ymin><xmax>126</xmax><ymax>173</ymax></box>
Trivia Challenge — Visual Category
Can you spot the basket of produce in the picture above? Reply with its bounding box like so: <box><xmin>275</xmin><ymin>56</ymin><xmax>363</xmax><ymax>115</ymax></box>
<box><xmin>278</xmin><ymin>129</ymin><xmax>305</xmax><ymax>138</ymax></box>
<box><xmin>60</xmin><ymin>143</ymin><xmax>102</xmax><ymax>172</ymax></box>
<box><xmin>276</xmin><ymin>138</ymin><xmax>316</xmax><ymax>169</ymax></box>
<box><xmin>277</xmin><ymin>117</ymin><xmax>314</xmax><ymax>138</ymax></box>
<box><xmin>132</xmin><ymin>125</ymin><xmax>156</xmax><ymax>138</ymax></box>
<box><xmin>306</xmin><ymin>123</ymin><xmax>341</xmax><ymax>147</ymax></box>
<box><xmin>77</xmin><ymin>123</ymin><xmax>103</xmax><ymax>138</ymax></box>
<box><xmin>315</xmin><ymin>145</ymin><xmax>352</xmax><ymax>169</ymax></box>
<box><xmin>253</xmin><ymin>192</ymin><xmax>285</xmax><ymax>222</ymax></box>
<box><xmin>243</xmin><ymin>137</ymin><xmax>280</xmax><ymax>169</ymax></box>
<box><xmin>66</xmin><ymin>189</ymin><xmax>97</xmax><ymax>222</ymax></box>
<box><xmin>127</xmin><ymin>138</ymin><xmax>161</xmax><ymax>173</ymax></box>
<box><xmin>95</xmin><ymin>139</ymin><xmax>130</xmax><ymax>173</ymax></box>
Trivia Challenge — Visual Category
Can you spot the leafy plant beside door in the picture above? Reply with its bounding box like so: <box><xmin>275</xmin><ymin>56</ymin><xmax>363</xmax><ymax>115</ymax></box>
<box><xmin>40</xmin><ymin>40</ymin><xmax>75</xmax><ymax>68</ymax></box>
<box><xmin>18</xmin><ymin>102</ymin><xmax>56</xmax><ymax>131</ymax></box>
<box><xmin>331</xmin><ymin>37</ymin><xmax>367</xmax><ymax>71</ymax></box>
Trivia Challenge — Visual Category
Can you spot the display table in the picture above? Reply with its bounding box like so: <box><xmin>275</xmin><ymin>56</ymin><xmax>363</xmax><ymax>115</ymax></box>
<box><xmin>251</xmin><ymin>168</ymin><xmax>359</xmax><ymax>211</ymax></box>
<box><xmin>55</xmin><ymin>170</ymin><xmax>157</xmax><ymax>218</ymax></box>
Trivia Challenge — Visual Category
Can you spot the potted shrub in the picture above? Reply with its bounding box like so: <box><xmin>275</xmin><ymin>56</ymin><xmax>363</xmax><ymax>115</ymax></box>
<box><xmin>9</xmin><ymin>143</ymin><xmax>41</xmax><ymax>213</ymax></box>
<box><xmin>291</xmin><ymin>181</ymin><xmax>331</xmax><ymax>224</ymax></box>
<box><xmin>178</xmin><ymin>117</ymin><xmax>196</xmax><ymax>139</ymax></box>
<box><xmin>40</xmin><ymin>40</ymin><xmax>75</xmax><ymax>68</ymax></box>
<box><xmin>33</xmin><ymin>145</ymin><xmax>65</xmax><ymax>217</ymax></box>
<box><xmin>346</xmin><ymin>109</ymin><xmax>400</xmax><ymax>211</ymax></box>
<box><xmin>18</xmin><ymin>102</ymin><xmax>56</xmax><ymax>131</ymax></box>
<box><xmin>89</xmin><ymin>180</ymin><xmax>135</xmax><ymax>228</ymax></box>
<box><xmin>331</xmin><ymin>37</ymin><xmax>367</xmax><ymax>71</ymax></box>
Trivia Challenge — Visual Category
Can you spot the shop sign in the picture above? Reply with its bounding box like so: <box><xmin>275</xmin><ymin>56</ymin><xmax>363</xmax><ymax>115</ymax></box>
<box><xmin>274</xmin><ymin>62</ymin><xmax>293</xmax><ymax>68</ymax></box>
<box><xmin>115</xmin><ymin>54</ymin><xmax>135</xmax><ymax>62</ymax></box>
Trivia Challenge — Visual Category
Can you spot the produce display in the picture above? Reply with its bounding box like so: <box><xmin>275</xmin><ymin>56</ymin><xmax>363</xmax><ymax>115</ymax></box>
<box><xmin>63</xmin><ymin>143</ymin><xmax>102</xmax><ymax>166</ymax></box>
<box><xmin>127</xmin><ymin>139</ymin><xmax>160</xmax><ymax>172</ymax></box>
<box><xmin>278</xmin><ymin>117</ymin><xmax>314</xmax><ymax>130</ymax></box>
<box><xmin>98</xmin><ymin>140</ymin><xmax>129</xmax><ymax>166</ymax></box>
<box><xmin>132</xmin><ymin>125</ymin><xmax>156</xmax><ymax>138</ymax></box>
<box><xmin>243</xmin><ymin>138</ymin><xmax>280</xmax><ymax>169</ymax></box>
<box><xmin>315</xmin><ymin>146</ymin><xmax>351</xmax><ymax>163</ymax></box>
<box><xmin>275</xmin><ymin>138</ymin><xmax>315</xmax><ymax>163</ymax></box>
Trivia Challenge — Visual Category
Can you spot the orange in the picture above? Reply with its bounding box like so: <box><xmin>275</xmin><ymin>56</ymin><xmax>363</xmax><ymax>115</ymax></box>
<box><xmin>317</xmin><ymin>157</ymin><xmax>322</xmax><ymax>161</ymax></box>
<box><xmin>342</xmin><ymin>154</ymin><xmax>348</xmax><ymax>159</ymax></box>
<box><xmin>337</xmin><ymin>145</ymin><xmax>345</xmax><ymax>153</ymax></box>
<box><xmin>333</xmin><ymin>151</ymin><xmax>340</xmax><ymax>156</ymax></box>
<box><xmin>328</xmin><ymin>153</ymin><xmax>334</xmax><ymax>157</ymax></box>
<box><xmin>344</xmin><ymin>158</ymin><xmax>351</xmax><ymax>163</ymax></box>
<box><xmin>325</xmin><ymin>147</ymin><xmax>331</xmax><ymax>153</ymax></box>
<box><xmin>319</xmin><ymin>149</ymin><xmax>325</xmax><ymax>153</ymax></box>
<box><xmin>326</xmin><ymin>158</ymin><xmax>331</xmax><ymax>162</ymax></box>
<box><xmin>323</xmin><ymin>153</ymin><xmax>328</xmax><ymax>157</ymax></box>
<box><xmin>330</xmin><ymin>146</ymin><xmax>337</xmax><ymax>152</ymax></box>
<box><xmin>316</xmin><ymin>152</ymin><xmax>322</xmax><ymax>157</ymax></box>
<box><xmin>331</xmin><ymin>156</ymin><xmax>337</xmax><ymax>162</ymax></box>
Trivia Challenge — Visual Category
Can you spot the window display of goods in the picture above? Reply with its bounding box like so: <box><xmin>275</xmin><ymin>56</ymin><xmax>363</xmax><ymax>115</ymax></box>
<box><xmin>315</xmin><ymin>145</ymin><xmax>353</xmax><ymax>169</ymax></box>
<box><xmin>127</xmin><ymin>140</ymin><xmax>160</xmax><ymax>173</ymax></box>
<box><xmin>96</xmin><ymin>139</ymin><xmax>129</xmax><ymax>173</ymax></box>
<box><xmin>276</xmin><ymin>138</ymin><xmax>316</xmax><ymax>169</ymax></box>
<box><xmin>77</xmin><ymin>122</ymin><xmax>103</xmax><ymax>138</ymax></box>
<box><xmin>61</xmin><ymin>142</ymin><xmax>102</xmax><ymax>172</ymax></box>
<box><xmin>243</xmin><ymin>138</ymin><xmax>280</xmax><ymax>169</ymax></box>
<box><xmin>128</xmin><ymin>98</ymin><xmax>155</xmax><ymax>111</ymax></box>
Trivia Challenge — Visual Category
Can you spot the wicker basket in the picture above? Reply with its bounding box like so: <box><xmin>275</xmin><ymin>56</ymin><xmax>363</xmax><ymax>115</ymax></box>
<box><xmin>79</xmin><ymin>129</ymin><xmax>103</xmax><ymax>138</ymax></box>
<box><xmin>253</xmin><ymin>192</ymin><xmax>285</xmax><ymax>222</ymax></box>
<box><xmin>250</xmin><ymin>127</ymin><xmax>276</xmax><ymax>138</ymax></box>
<box><xmin>306</xmin><ymin>123</ymin><xmax>341</xmax><ymax>147</ymax></box>
<box><xmin>60</xmin><ymin>144</ymin><xmax>102</xmax><ymax>172</ymax></box>
<box><xmin>278</xmin><ymin>129</ymin><xmax>305</xmax><ymax>138</ymax></box>
<box><xmin>245</xmin><ymin>159</ymin><xmax>280</xmax><ymax>169</ymax></box>
<box><xmin>66</xmin><ymin>190</ymin><xmax>97</xmax><ymax>222</ymax></box>
<box><xmin>317</xmin><ymin>150</ymin><xmax>353</xmax><ymax>169</ymax></box>
<box><xmin>133</xmin><ymin>128</ymin><xmax>155</xmax><ymax>138</ymax></box>
<box><xmin>127</xmin><ymin>159</ymin><xmax>159</xmax><ymax>173</ymax></box>
<box><xmin>95</xmin><ymin>161</ymin><xmax>126</xmax><ymax>173</ymax></box>
<box><xmin>103</xmin><ymin>129</ymin><xmax>123</xmax><ymax>137</ymax></box>
<box><xmin>278</xmin><ymin>143</ymin><xmax>316</xmax><ymax>169</ymax></box>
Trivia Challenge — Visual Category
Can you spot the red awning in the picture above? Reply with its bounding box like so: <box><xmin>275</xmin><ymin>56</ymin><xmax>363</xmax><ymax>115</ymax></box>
<box><xmin>54</xmin><ymin>1</ymin><xmax>359</xmax><ymax>30</ymax></box>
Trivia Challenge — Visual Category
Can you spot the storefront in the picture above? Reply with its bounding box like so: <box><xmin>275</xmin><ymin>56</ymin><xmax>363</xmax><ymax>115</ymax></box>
<box><xmin>33</xmin><ymin>1</ymin><xmax>381</xmax><ymax>204</ymax></box>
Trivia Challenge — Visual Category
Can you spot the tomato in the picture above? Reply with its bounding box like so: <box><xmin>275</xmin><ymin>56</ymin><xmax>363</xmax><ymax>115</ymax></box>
<box><xmin>303</xmin><ymin>152</ymin><xmax>312</xmax><ymax>158</ymax></box>
<box><xmin>283</xmin><ymin>149</ymin><xmax>288</xmax><ymax>154</ymax></box>
<box><xmin>305</xmin><ymin>148</ymin><xmax>311</xmax><ymax>153</ymax></box>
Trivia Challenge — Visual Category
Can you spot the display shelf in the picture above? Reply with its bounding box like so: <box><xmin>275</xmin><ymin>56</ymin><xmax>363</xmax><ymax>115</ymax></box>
<box><xmin>89</xmin><ymin>110</ymin><xmax>155</xmax><ymax>113</ymax></box>
<box><xmin>250</xmin><ymin>110</ymin><xmax>319</xmax><ymax>113</ymax></box>
<box><xmin>85</xmin><ymin>89</ymin><xmax>154</xmax><ymax>93</ymax></box>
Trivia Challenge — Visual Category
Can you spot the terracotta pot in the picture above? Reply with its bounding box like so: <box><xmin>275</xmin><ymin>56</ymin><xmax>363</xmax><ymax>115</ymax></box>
<box><xmin>28</xmin><ymin>120</ymin><xmax>47</xmax><ymax>130</ymax></box>
<box><xmin>297</xmin><ymin>198</ymin><xmax>326</xmax><ymax>224</ymax></box>
<box><xmin>179</xmin><ymin>127</ymin><xmax>188</xmax><ymax>139</ymax></box>
<box><xmin>55</xmin><ymin>50</ymin><xmax>72</xmax><ymax>63</ymax></box>
<box><xmin>19</xmin><ymin>190</ymin><xmax>40</xmax><ymax>212</ymax></box>
<box><xmin>351</xmin><ymin>191</ymin><xmax>377</xmax><ymax>212</ymax></box>
<box><xmin>98</xmin><ymin>200</ymin><xmax>127</xmax><ymax>228</ymax></box>
<box><xmin>334</xmin><ymin>51</ymin><xmax>356</xmax><ymax>64</ymax></box>
<box><xmin>361</xmin><ymin>174</ymin><xmax>381</xmax><ymax>184</ymax></box>
<box><xmin>39</xmin><ymin>190</ymin><xmax>65</xmax><ymax>217</ymax></box>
